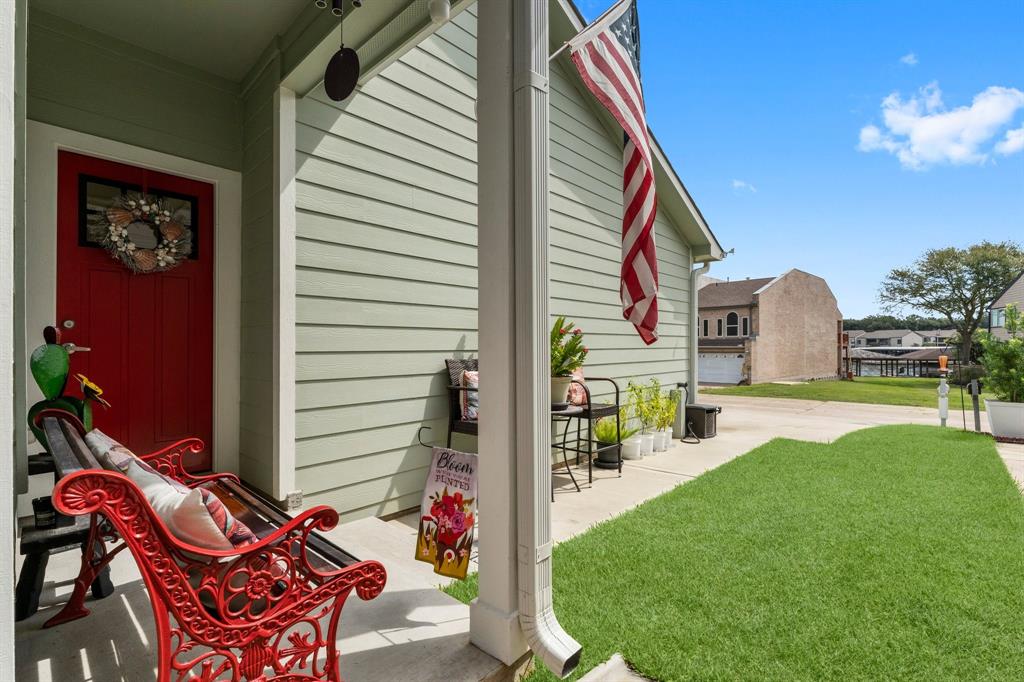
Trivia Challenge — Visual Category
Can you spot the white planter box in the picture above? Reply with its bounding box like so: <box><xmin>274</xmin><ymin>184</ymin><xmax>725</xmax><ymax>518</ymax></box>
<box><xmin>985</xmin><ymin>399</ymin><xmax>1024</xmax><ymax>439</ymax></box>
<box><xmin>652</xmin><ymin>430</ymin><xmax>667</xmax><ymax>452</ymax></box>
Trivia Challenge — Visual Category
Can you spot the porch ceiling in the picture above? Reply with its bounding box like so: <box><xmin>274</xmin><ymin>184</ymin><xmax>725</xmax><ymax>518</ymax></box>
<box><xmin>29</xmin><ymin>0</ymin><xmax>308</xmax><ymax>81</ymax></box>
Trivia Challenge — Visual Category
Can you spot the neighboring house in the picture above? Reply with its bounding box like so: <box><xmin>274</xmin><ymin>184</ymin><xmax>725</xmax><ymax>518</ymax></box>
<box><xmin>919</xmin><ymin>329</ymin><xmax>957</xmax><ymax>345</ymax></box>
<box><xmin>990</xmin><ymin>271</ymin><xmax>1024</xmax><ymax>340</ymax></box>
<box><xmin>860</xmin><ymin>329</ymin><xmax>923</xmax><ymax>347</ymax></box>
<box><xmin>697</xmin><ymin>270</ymin><xmax>842</xmax><ymax>384</ymax></box>
<box><xmin>846</xmin><ymin>329</ymin><xmax>867</xmax><ymax>346</ymax></box>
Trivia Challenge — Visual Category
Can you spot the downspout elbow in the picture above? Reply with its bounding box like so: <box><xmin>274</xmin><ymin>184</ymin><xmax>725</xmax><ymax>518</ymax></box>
<box><xmin>519</xmin><ymin>597</ymin><xmax>582</xmax><ymax>678</ymax></box>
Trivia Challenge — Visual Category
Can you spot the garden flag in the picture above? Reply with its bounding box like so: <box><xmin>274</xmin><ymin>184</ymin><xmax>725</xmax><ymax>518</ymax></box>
<box><xmin>416</xmin><ymin>447</ymin><xmax>477</xmax><ymax>579</ymax></box>
<box><xmin>568</xmin><ymin>0</ymin><xmax>660</xmax><ymax>344</ymax></box>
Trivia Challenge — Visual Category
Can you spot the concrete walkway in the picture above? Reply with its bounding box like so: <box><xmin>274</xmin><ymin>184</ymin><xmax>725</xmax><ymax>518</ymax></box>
<box><xmin>15</xmin><ymin>395</ymin><xmax>1022</xmax><ymax>681</ymax></box>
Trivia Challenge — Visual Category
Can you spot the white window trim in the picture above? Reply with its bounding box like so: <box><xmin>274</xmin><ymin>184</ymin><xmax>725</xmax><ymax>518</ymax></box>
<box><xmin>725</xmin><ymin>311</ymin><xmax>739</xmax><ymax>337</ymax></box>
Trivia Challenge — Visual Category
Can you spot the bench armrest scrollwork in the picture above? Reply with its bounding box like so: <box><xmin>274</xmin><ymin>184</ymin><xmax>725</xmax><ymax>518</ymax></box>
<box><xmin>137</xmin><ymin>438</ymin><xmax>240</xmax><ymax>488</ymax></box>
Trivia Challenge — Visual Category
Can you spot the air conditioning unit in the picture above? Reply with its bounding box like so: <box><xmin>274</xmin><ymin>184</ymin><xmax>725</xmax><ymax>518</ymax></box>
<box><xmin>685</xmin><ymin>404</ymin><xmax>721</xmax><ymax>439</ymax></box>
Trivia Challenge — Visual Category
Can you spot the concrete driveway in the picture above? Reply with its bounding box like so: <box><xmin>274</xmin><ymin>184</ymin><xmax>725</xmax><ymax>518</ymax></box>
<box><xmin>551</xmin><ymin>394</ymin><xmax>1024</xmax><ymax>543</ymax></box>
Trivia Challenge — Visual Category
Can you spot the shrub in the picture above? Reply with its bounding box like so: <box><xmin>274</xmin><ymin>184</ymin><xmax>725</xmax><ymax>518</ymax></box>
<box><xmin>979</xmin><ymin>304</ymin><xmax>1024</xmax><ymax>403</ymax></box>
<box><xmin>627</xmin><ymin>378</ymin><xmax>661</xmax><ymax>433</ymax></box>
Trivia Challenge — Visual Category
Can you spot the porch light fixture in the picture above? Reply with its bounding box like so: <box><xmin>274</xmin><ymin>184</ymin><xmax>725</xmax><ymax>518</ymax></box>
<box><xmin>315</xmin><ymin>0</ymin><xmax>361</xmax><ymax>101</ymax></box>
<box><xmin>428</xmin><ymin>0</ymin><xmax>450</xmax><ymax>23</ymax></box>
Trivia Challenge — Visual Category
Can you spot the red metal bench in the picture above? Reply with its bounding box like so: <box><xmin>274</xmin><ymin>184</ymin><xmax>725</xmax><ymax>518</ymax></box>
<box><xmin>40</xmin><ymin>412</ymin><xmax>387</xmax><ymax>682</ymax></box>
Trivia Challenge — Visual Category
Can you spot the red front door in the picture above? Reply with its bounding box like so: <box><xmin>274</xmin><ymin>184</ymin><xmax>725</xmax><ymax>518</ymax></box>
<box><xmin>56</xmin><ymin>151</ymin><xmax>214</xmax><ymax>470</ymax></box>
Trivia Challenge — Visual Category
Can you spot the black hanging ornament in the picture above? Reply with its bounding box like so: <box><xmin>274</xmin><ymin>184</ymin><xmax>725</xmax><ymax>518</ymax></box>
<box><xmin>324</xmin><ymin>0</ymin><xmax>359</xmax><ymax>101</ymax></box>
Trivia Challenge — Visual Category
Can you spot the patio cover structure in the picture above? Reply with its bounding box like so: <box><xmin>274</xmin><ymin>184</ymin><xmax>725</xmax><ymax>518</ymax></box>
<box><xmin>0</xmin><ymin>0</ymin><xmax>723</xmax><ymax>678</ymax></box>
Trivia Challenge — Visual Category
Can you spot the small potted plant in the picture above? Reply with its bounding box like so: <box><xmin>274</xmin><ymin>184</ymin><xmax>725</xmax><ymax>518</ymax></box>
<box><xmin>593</xmin><ymin>407</ymin><xmax>638</xmax><ymax>467</ymax></box>
<box><xmin>650</xmin><ymin>390</ymin><xmax>667</xmax><ymax>452</ymax></box>
<box><xmin>980</xmin><ymin>304</ymin><xmax>1024</xmax><ymax>439</ymax></box>
<box><xmin>654</xmin><ymin>391</ymin><xmax>678</xmax><ymax>451</ymax></box>
<box><xmin>550</xmin><ymin>316</ymin><xmax>588</xmax><ymax>408</ymax></box>
<box><xmin>628</xmin><ymin>379</ymin><xmax>658</xmax><ymax>456</ymax></box>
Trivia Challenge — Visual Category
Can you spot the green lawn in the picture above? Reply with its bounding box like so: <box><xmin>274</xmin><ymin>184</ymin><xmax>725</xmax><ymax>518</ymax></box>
<box><xmin>445</xmin><ymin>425</ymin><xmax>1024</xmax><ymax>680</ymax></box>
<box><xmin>702</xmin><ymin>376</ymin><xmax>991</xmax><ymax>411</ymax></box>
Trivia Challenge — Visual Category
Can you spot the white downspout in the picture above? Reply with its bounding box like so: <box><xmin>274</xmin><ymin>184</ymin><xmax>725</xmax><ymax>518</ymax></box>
<box><xmin>473</xmin><ymin>0</ymin><xmax>581</xmax><ymax>677</ymax></box>
<box><xmin>512</xmin><ymin>0</ymin><xmax>582</xmax><ymax>676</ymax></box>
<box><xmin>688</xmin><ymin>261</ymin><xmax>711</xmax><ymax>404</ymax></box>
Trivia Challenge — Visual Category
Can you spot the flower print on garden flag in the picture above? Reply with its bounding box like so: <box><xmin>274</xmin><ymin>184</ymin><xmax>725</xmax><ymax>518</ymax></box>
<box><xmin>416</xmin><ymin>447</ymin><xmax>478</xmax><ymax>579</ymax></box>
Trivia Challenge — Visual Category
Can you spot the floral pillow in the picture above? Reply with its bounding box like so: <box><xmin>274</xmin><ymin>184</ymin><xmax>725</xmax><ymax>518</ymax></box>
<box><xmin>461</xmin><ymin>370</ymin><xmax>479</xmax><ymax>421</ymax></box>
<box><xmin>86</xmin><ymin>429</ymin><xmax>256</xmax><ymax>550</ymax></box>
<box><xmin>568</xmin><ymin>368</ymin><xmax>588</xmax><ymax>406</ymax></box>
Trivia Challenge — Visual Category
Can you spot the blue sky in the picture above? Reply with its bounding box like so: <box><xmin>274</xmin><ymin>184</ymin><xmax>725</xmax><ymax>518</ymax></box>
<box><xmin>575</xmin><ymin>0</ymin><xmax>1024</xmax><ymax>318</ymax></box>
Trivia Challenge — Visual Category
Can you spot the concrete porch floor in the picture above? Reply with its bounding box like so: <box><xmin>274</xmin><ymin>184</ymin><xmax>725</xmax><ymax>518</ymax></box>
<box><xmin>15</xmin><ymin>395</ymin><xmax>1023</xmax><ymax>680</ymax></box>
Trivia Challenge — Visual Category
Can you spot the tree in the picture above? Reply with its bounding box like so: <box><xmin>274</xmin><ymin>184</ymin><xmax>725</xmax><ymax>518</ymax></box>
<box><xmin>843</xmin><ymin>313</ymin><xmax>948</xmax><ymax>332</ymax></box>
<box><xmin>878</xmin><ymin>241</ymin><xmax>1024</xmax><ymax>362</ymax></box>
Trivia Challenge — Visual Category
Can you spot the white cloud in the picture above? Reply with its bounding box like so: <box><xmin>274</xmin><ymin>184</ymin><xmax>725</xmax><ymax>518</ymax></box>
<box><xmin>857</xmin><ymin>81</ymin><xmax>1024</xmax><ymax>169</ymax></box>
<box><xmin>731</xmin><ymin>179</ymin><xmax>757</xmax><ymax>193</ymax></box>
<box><xmin>900</xmin><ymin>52</ymin><xmax>918</xmax><ymax>66</ymax></box>
<box><xmin>995</xmin><ymin>126</ymin><xmax>1024</xmax><ymax>155</ymax></box>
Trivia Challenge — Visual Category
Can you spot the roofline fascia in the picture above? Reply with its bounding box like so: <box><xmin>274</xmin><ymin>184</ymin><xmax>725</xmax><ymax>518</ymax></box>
<box><xmin>554</xmin><ymin>0</ymin><xmax>724</xmax><ymax>261</ymax></box>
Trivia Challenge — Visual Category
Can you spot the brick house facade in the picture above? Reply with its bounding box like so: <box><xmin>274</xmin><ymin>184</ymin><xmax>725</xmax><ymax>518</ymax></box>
<box><xmin>698</xmin><ymin>270</ymin><xmax>842</xmax><ymax>384</ymax></box>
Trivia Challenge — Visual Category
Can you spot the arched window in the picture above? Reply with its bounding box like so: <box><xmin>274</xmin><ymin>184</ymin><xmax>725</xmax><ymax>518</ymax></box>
<box><xmin>726</xmin><ymin>312</ymin><xmax>739</xmax><ymax>336</ymax></box>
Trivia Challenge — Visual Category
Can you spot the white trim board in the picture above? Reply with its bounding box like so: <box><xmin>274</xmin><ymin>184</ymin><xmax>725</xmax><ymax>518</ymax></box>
<box><xmin>2</xmin><ymin>0</ymin><xmax>21</xmax><ymax>674</ymax></box>
<box><xmin>22</xmin><ymin>121</ymin><xmax>242</xmax><ymax>502</ymax></box>
<box><xmin>273</xmin><ymin>87</ymin><xmax>297</xmax><ymax>501</ymax></box>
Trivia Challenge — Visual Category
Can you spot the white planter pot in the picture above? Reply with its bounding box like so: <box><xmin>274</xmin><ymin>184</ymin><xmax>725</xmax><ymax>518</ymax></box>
<box><xmin>662</xmin><ymin>427</ymin><xmax>674</xmax><ymax>449</ymax></box>
<box><xmin>621</xmin><ymin>436</ymin><xmax>642</xmax><ymax>460</ymax></box>
<box><xmin>985</xmin><ymin>399</ymin><xmax>1024</xmax><ymax>439</ymax></box>
<box><xmin>652</xmin><ymin>430</ymin><xmax>667</xmax><ymax>452</ymax></box>
<box><xmin>551</xmin><ymin>376</ymin><xmax>571</xmax><ymax>405</ymax></box>
<box><xmin>639</xmin><ymin>433</ymin><xmax>655</xmax><ymax>456</ymax></box>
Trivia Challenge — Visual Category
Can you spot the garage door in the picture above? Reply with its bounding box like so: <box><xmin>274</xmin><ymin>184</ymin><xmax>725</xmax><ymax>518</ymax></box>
<box><xmin>699</xmin><ymin>353</ymin><xmax>745</xmax><ymax>384</ymax></box>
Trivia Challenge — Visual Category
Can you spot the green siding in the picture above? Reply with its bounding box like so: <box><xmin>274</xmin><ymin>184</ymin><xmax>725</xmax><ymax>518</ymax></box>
<box><xmin>294</xmin><ymin>5</ymin><xmax>692</xmax><ymax>520</ymax></box>
<box><xmin>26</xmin><ymin>10</ymin><xmax>243</xmax><ymax>170</ymax></box>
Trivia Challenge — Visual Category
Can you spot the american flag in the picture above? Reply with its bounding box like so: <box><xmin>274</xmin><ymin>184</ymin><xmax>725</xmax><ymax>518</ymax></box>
<box><xmin>569</xmin><ymin>0</ymin><xmax>659</xmax><ymax>345</ymax></box>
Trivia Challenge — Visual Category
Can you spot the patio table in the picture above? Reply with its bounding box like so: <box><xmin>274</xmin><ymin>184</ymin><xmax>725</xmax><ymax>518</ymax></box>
<box><xmin>551</xmin><ymin>405</ymin><xmax>586</xmax><ymax>500</ymax></box>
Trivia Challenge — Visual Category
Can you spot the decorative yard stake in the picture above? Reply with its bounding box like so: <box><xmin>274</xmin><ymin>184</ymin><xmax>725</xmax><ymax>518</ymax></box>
<box><xmin>937</xmin><ymin>354</ymin><xmax>949</xmax><ymax>427</ymax></box>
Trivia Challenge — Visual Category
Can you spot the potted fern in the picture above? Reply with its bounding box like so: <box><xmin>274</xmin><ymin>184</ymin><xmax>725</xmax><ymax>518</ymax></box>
<box><xmin>550</xmin><ymin>316</ymin><xmax>588</xmax><ymax>407</ymax></box>
<box><xmin>980</xmin><ymin>304</ymin><xmax>1024</xmax><ymax>438</ymax></box>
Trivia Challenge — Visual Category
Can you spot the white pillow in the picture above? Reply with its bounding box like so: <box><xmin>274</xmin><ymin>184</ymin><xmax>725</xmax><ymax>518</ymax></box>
<box><xmin>110</xmin><ymin>456</ymin><xmax>236</xmax><ymax>551</ymax></box>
